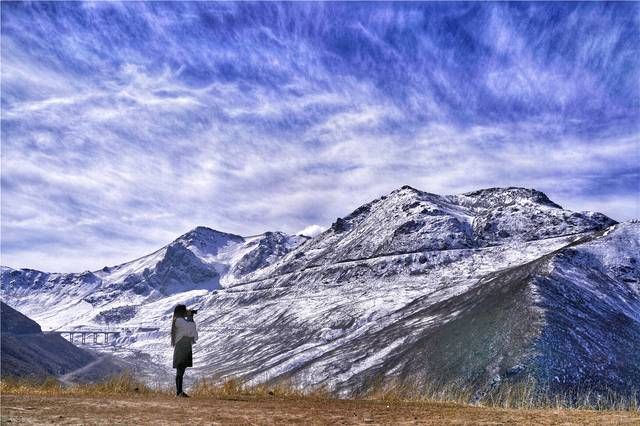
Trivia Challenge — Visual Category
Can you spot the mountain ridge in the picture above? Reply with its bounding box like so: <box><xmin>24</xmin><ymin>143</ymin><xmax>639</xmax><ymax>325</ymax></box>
<box><xmin>1</xmin><ymin>185</ymin><xmax>637</xmax><ymax>401</ymax></box>
<box><xmin>0</xmin><ymin>185</ymin><xmax>616</xmax><ymax>275</ymax></box>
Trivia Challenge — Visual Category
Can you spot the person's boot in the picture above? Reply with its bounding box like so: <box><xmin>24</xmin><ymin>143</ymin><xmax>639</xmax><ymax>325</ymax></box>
<box><xmin>178</xmin><ymin>392</ymin><xmax>190</xmax><ymax>398</ymax></box>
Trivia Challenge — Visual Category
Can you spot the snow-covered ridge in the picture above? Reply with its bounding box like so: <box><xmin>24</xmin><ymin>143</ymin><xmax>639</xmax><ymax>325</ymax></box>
<box><xmin>241</xmin><ymin>185</ymin><xmax>616</xmax><ymax>283</ymax></box>
<box><xmin>1</xmin><ymin>226</ymin><xmax>308</xmax><ymax>328</ymax></box>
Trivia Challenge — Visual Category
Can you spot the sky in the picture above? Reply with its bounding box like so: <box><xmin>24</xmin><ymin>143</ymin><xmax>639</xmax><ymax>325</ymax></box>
<box><xmin>1</xmin><ymin>2</ymin><xmax>639</xmax><ymax>273</ymax></box>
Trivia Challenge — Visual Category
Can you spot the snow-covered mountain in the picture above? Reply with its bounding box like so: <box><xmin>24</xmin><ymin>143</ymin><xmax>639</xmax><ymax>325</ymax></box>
<box><xmin>1</xmin><ymin>186</ymin><xmax>638</xmax><ymax>400</ymax></box>
<box><xmin>1</xmin><ymin>229</ymin><xmax>308</xmax><ymax>329</ymax></box>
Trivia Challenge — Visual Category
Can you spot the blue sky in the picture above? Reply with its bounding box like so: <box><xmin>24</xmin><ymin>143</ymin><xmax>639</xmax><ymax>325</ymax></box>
<box><xmin>1</xmin><ymin>2</ymin><xmax>639</xmax><ymax>272</ymax></box>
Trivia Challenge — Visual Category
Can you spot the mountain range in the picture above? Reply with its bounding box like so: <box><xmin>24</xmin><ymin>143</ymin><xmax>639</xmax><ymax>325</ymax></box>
<box><xmin>1</xmin><ymin>186</ymin><xmax>638</xmax><ymax>401</ymax></box>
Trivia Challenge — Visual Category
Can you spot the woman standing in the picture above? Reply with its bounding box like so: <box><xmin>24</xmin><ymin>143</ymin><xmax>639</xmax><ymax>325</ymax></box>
<box><xmin>171</xmin><ymin>304</ymin><xmax>198</xmax><ymax>397</ymax></box>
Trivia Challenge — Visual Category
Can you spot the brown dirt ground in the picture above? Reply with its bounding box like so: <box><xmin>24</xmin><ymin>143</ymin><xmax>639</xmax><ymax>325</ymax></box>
<box><xmin>1</xmin><ymin>394</ymin><xmax>639</xmax><ymax>425</ymax></box>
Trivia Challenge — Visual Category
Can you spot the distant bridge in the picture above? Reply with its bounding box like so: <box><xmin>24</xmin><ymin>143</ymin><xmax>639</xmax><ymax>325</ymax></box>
<box><xmin>49</xmin><ymin>323</ymin><xmax>263</xmax><ymax>346</ymax></box>
<box><xmin>52</xmin><ymin>330</ymin><xmax>121</xmax><ymax>345</ymax></box>
<box><xmin>49</xmin><ymin>326</ymin><xmax>160</xmax><ymax>345</ymax></box>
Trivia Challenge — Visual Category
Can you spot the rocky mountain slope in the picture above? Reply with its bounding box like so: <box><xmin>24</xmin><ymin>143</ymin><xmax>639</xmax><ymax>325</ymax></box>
<box><xmin>1</xmin><ymin>186</ymin><xmax>637</xmax><ymax>401</ymax></box>
<box><xmin>0</xmin><ymin>302</ymin><xmax>96</xmax><ymax>378</ymax></box>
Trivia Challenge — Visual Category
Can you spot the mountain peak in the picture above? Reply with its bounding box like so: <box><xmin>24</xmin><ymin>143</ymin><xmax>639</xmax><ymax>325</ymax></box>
<box><xmin>399</xmin><ymin>184</ymin><xmax>419</xmax><ymax>192</ymax></box>
<box><xmin>391</xmin><ymin>184</ymin><xmax>427</xmax><ymax>196</ymax></box>
<box><xmin>387</xmin><ymin>185</ymin><xmax>561</xmax><ymax>209</ymax></box>
<box><xmin>459</xmin><ymin>187</ymin><xmax>563</xmax><ymax>209</ymax></box>
<box><xmin>385</xmin><ymin>185</ymin><xmax>442</xmax><ymax>203</ymax></box>
<box><xmin>176</xmin><ymin>226</ymin><xmax>244</xmax><ymax>245</ymax></box>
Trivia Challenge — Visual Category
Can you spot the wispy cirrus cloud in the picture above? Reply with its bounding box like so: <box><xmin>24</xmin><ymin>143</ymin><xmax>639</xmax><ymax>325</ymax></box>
<box><xmin>1</xmin><ymin>2</ymin><xmax>638</xmax><ymax>272</ymax></box>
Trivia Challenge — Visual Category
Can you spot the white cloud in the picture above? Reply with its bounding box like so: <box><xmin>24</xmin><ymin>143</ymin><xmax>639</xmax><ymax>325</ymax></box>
<box><xmin>296</xmin><ymin>224</ymin><xmax>326</xmax><ymax>237</ymax></box>
<box><xmin>1</xmin><ymin>2</ymin><xmax>636</xmax><ymax>272</ymax></box>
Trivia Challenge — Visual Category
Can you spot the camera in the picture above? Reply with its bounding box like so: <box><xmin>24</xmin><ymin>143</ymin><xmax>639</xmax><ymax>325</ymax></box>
<box><xmin>184</xmin><ymin>309</ymin><xmax>198</xmax><ymax>323</ymax></box>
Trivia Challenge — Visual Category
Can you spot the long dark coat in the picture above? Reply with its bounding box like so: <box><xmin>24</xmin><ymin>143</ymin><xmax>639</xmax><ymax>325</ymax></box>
<box><xmin>173</xmin><ymin>337</ymin><xmax>193</xmax><ymax>369</ymax></box>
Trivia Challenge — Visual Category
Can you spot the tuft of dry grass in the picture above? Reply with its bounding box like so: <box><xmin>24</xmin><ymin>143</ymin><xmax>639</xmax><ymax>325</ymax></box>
<box><xmin>364</xmin><ymin>376</ymin><xmax>639</xmax><ymax>412</ymax></box>
<box><xmin>0</xmin><ymin>372</ymin><xmax>164</xmax><ymax>397</ymax></box>
<box><xmin>190</xmin><ymin>377</ymin><xmax>332</xmax><ymax>400</ymax></box>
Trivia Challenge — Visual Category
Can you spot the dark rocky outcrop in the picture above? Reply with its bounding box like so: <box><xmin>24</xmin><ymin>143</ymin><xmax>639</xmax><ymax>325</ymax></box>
<box><xmin>0</xmin><ymin>302</ymin><xmax>95</xmax><ymax>378</ymax></box>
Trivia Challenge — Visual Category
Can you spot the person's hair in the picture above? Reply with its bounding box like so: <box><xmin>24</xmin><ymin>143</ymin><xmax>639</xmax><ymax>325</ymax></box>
<box><xmin>171</xmin><ymin>304</ymin><xmax>188</xmax><ymax>346</ymax></box>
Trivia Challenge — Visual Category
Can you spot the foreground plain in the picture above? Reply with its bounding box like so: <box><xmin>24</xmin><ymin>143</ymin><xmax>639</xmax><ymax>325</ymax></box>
<box><xmin>1</xmin><ymin>394</ymin><xmax>639</xmax><ymax>425</ymax></box>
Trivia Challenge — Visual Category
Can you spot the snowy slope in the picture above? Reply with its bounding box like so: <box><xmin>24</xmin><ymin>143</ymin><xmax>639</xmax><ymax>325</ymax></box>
<box><xmin>529</xmin><ymin>223</ymin><xmax>640</xmax><ymax>393</ymax></box>
<box><xmin>1</xmin><ymin>186</ymin><xmax>637</xmax><ymax>400</ymax></box>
